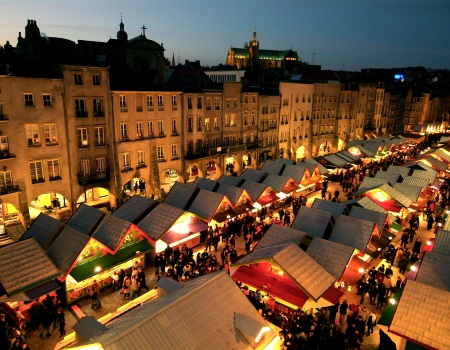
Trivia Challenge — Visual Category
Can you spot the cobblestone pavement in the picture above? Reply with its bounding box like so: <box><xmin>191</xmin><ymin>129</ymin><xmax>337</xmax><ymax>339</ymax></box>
<box><xmin>24</xmin><ymin>180</ymin><xmax>435</xmax><ymax>350</ymax></box>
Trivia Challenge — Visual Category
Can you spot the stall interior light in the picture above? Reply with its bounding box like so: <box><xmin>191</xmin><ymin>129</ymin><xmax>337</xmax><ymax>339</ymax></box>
<box><xmin>389</xmin><ymin>236</ymin><xmax>393</xmax><ymax>240</ymax></box>
<box><xmin>427</xmin><ymin>241</ymin><xmax>432</xmax><ymax>246</ymax></box>
<box><xmin>95</xmin><ymin>266</ymin><xmax>102</xmax><ymax>273</ymax></box>
<box><xmin>389</xmin><ymin>298</ymin><xmax>396</xmax><ymax>305</ymax></box>
<box><xmin>410</xmin><ymin>265</ymin><xmax>417</xmax><ymax>271</ymax></box>
<box><xmin>377</xmin><ymin>248</ymin><xmax>382</xmax><ymax>251</ymax></box>
<box><xmin>358</xmin><ymin>268</ymin><xmax>365</xmax><ymax>274</ymax></box>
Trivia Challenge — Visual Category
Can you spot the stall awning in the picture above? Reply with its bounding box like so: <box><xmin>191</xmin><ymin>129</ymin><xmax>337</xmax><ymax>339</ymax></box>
<box><xmin>233</xmin><ymin>202</ymin><xmax>253</xmax><ymax>215</ymax></box>
<box><xmin>25</xmin><ymin>280</ymin><xmax>60</xmax><ymax>301</ymax></box>
<box><xmin>162</xmin><ymin>221</ymin><xmax>208</xmax><ymax>245</ymax></box>
<box><xmin>213</xmin><ymin>209</ymin><xmax>237</xmax><ymax>223</ymax></box>
<box><xmin>281</xmin><ymin>183</ymin><xmax>299</xmax><ymax>194</ymax></box>
<box><xmin>232</xmin><ymin>266</ymin><xmax>309</xmax><ymax>309</ymax></box>
<box><xmin>187</xmin><ymin>221</ymin><xmax>208</xmax><ymax>233</ymax></box>
<box><xmin>257</xmin><ymin>192</ymin><xmax>278</xmax><ymax>206</ymax></box>
<box><xmin>69</xmin><ymin>240</ymin><xmax>153</xmax><ymax>282</ymax></box>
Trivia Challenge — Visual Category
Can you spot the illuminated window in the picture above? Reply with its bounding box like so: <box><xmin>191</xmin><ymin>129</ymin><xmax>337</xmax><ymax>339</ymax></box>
<box><xmin>77</xmin><ymin>128</ymin><xmax>89</xmax><ymax>148</ymax></box>
<box><xmin>48</xmin><ymin>159</ymin><xmax>60</xmax><ymax>180</ymax></box>
<box><xmin>122</xmin><ymin>153</ymin><xmax>131</xmax><ymax>169</ymax></box>
<box><xmin>44</xmin><ymin>124</ymin><xmax>58</xmax><ymax>145</ymax></box>
<box><xmin>25</xmin><ymin>124</ymin><xmax>40</xmax><ymax>146</ymax></box>
<box><xmin>147</xmin><ymin>95</ymin><xmax>153</xmax><ymax>111</ymax></box>
<box><xmin>157</xmin><ymin>146</ymin><xmax>165</xmax><ymax>161</ymax></box>
<box><xmin>137</xmin><ymin>150</ymin><xmax>145</xmax><ymax>167</ymax></box>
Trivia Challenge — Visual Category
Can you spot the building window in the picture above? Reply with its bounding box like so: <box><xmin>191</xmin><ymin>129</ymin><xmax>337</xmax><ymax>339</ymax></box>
<box><xmin>187</xmin><ymin>117</ymin><xmax>193</xmax><ymax>132</ymax></box>
<box><xmin>214</xmin><ymin>98</ymin><xmax>220</xmax><ymax>110</ymax></box>
<box><xmin>96</xmin><ymin>158</ymin><xmax>106</xmax><ymax>175</ymax></box>
<box><xmin>25</xmin><ymin>124</ymin><xmax>40</xmax><ymax>146</ymax></box>
<box><xmin>137</xmin><ymin>150</ymin><xmax>145</xmax><ymax>167</ymax></box>
<box><xmin>0</xmin><ymin>171</ymin><xmax>12</xmax><ymax>191</ymax></box>
<box><xmin>92</xmin><ymin>74</ymin><xmax>100</xmax><ymax>85</ymax></box>
<box><xmin>94</xmin><ymin>126</ymin><xmax>105</xmax><ymax>146</ymax></box>
<box><xmin>48</xmin><ymin>159</ymin><xmax>60</xmax><ymax>181</ymax></box>
<box><xmin>205</xmin><ymin>118</ymin><xmax>210</xmax><ymax>132</ymax></box>
<box><xmin>224</xmin><ymin>115</ymin><xmax>230</xmax><ymax>127</ymax></box>
<box><xmin>234</xmin><ymin>99</ymin><xmax>238</xmax><ymax>107</ymax></box>
<box><xmin>172</xmin><ymin>95</ymin><xmax>177</xmax><ymax>109</ymax></box>
<box><xmin>197</xmin><ymin>116</ymin><xmax>202</xmax><ymax>131</ymax></box>
<box><xmin>213</xmin><ymin>137</ymin><xmax>219</xmax><ymax>148</ymax></box>
<box><xmin>244</xmin><ymin>112</ymin><xmax>248</xmax><ymax>126</ymax></box>
<box><xmin>214</xmin><ymin>117</ymin><xmax>220</xmax><ymax>130</ymax></box>
<box><xmin>77</xmin><ymin>128</ymin><xmax>89</xmax><ymax>148</ymax></box>
<box><xmin>204</xmin><ymin>139</ymin><xmax>210</xmax><ymax>149</ymax></box>
<box><xmin>148</xmin><ymin>121</ymin><xmax>154</xmax><ymax>137</ymax></box>
<box><xmin>0</xmin><ymin>103</ymin><xmax>4</xmax><ymax>119</ymax></box>
<box><xmin>43</xmin><ymin>94</ymin><xmax>52</xmax><ymax>107</ymax></box>
<box><xmin>136</xmin><ymin>122</ymin><xmax>143</xmax><ymax>139</ymax></box>
<box><xmin>119</xmin><ymin>95</ymin><xmax>127</xmax><ymax>112</ymax></box>
<box><xmin>158</xmin><ymin>121</ymin><xmax>164</xmax><ymax>136</ymax></box>
<box><xmin>30</xmin><ymin>161</ymin><xmax>44</xmax><ymax>183</ymax></box>
<box><xmin>206</xmin><ymin>98</ymin><xmax>211</xmax><ymax>110</ymax></box>
<box><xmin>187</xmin><ymin>98</ymin><xmax>193</xmax><ymax>109</ymax></box>
<box><xmin>147</xmin><ymin>95</ymin><xmax>154</xmax><ymax>111</ymax></box>
<box><xmin>93</xmin><ymin>99</ymin><xmax>104</xmax><ymax>116</ymax></box>
<box><xmin>0</xmin><ymin>136</ymin><xmax>9</xmax><ymax>156</ymax></box>
<box><xmin>171</xmin><ymin>144</ymin><xmax>178</xmax><ymax>159</ymax></box>
<box><xmin>197</xmin><ymin>97</ymin><xmax>202</xmax><ymax>109</ymax></box>
<box><xmin>120</xmin><ymin>123</ymin><xmax>128</xmax><ymax>141</ymax></box>
<box><xmin>171</xmin><ymin>120</ymin><xmax>177</xmax><ymax>135</ymax></box>
<box><xmin>122</xmin><ymin>153</ymin><xmax>131</xmax><ymax>170</ymax></box>
<box><xmin>157</xmin><ymin>95</ymin><xmax>164</xmax><ymax>110</ymax></box>
<box><xmin>196</xmin><ymin>139</ymin><xmax>202</xmax><ymax>152</ymax></box>
<box><xmin>80</xmin><ymin>159</ymin><xmax>90</xmax><ymax>177</ymax></box>
<box><xmin>74</xmin><ymin>73</ymin><xmax>83</xmax><ymax>85</ymax></box>
<box><xmin>157</xmin><ymin>146</ymin><xmax>165</xmax><ymax>161</ymax></box>
<box><xmin>231</xmin><ymin>135</ymin><xmax>236</xmax><ymax>145</ymax></box>
<box><xmin>24</xmin><ymin>94</ymin><xmax>34</xmax><ymax>107</ymax></box>
<box><xmin>44</xmin><ymin>124</ymin><xmax>58</xmax><ymax>145</ymax></box>
<box><xmin>75</xmin><ymin>99</ymin><xmax>87</xmax><ymax>117</ymax></box>
<box><xmin>252</xmin><ymin>112</ymin><xmax>256</xmax><ymax>125</ymax></box>
<box><xmin>230</xmin><ymin>114</ymin><xmax>236</xmax><ymax>126</ymax></box>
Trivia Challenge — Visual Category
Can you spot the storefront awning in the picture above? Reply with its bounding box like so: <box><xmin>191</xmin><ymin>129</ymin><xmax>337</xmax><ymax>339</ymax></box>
<box><xmin>163</xmin><ymin>221</ymin><xmax>208</xmax><ymax>245</ymax></box>
<box><xmin>257</xmin><ymin>192</ymin><xmax>278</xmax><ymax>206</ymax></box>
<box><xmin>213</xmin><ymin>209</ymin><xmax>237</xmax><ymax>223</ymax></box>
<box><xmin>25</xmin><ymin>280</ymin><xmax>60</xmax><ymax>301</ymax></box>
<box><xmin>233</xmin><ymin>202</ymin><xmax>253</xmax><ymax>215</ymax></box>
<box><xmin>69</xmin><ymin>240</ymin><xmax>153</xmax><ymax>282</ymax></box>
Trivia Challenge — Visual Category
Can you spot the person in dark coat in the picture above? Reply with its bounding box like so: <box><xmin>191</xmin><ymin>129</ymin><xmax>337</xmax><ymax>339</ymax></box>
<box><xmin>137</xmin><ymin>268</ymin><xmax>149</xmax><ymax>293</ymax></box>
<box><xmin>30</xmin><ymin>298</ymin><xmax>46</xmax><ymax>330</ymax></box>
<box><xmin>413</xmin><ymin>238</ymin><xmax>422</xmax><ymax>255</ymax></box>
<box><xmin>39</xmin><ymin>308</ymin><xmax>52</xmax><ymax>338</ymax></box>
<box><xmin>427</xmin><ymin>215</ymin><xmax>434</xmax><ymax>230</ymax></box>
<box><xmin>56</xmin><ymin>308</ymin><xmax>65</xmax><ymax>337</ymax></box>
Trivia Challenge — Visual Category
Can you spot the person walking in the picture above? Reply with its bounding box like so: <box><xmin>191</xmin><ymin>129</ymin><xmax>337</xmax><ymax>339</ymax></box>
<box><xmin>56</xmin><ymin>308</ymin><xmax>66</xmax><ymax>338</ymax></box>
<box><xmin>39</xmin><ymin>307</ymin><xmax>52</xmax><ymax>338</ymax></box>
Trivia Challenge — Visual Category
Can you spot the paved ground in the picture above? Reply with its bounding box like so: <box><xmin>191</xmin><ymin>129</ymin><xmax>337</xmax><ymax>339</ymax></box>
<box><xmin>24</xmin><ymin>180</ymin><xmax>436</xmax><ymax>350</ymax></box>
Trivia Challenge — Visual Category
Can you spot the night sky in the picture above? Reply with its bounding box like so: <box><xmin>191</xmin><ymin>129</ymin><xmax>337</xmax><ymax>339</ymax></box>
<box><xmin>1</xmin><ymin>0</ymin><xmax>449</xmax><ymax>71</ymax></box>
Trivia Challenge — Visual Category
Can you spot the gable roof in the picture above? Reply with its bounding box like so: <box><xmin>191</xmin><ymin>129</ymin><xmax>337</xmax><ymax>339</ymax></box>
<box><xmin>386</xmin><ymin>165</ymin><xmax>411</xmax><ymax>177</ymax></box>
<box><xmin>377</xmin><ymin>183</ymin><xmax>413</xmax><ymax>208</ymax></box>
<box><xmin>358</xmin><ymin>177</ymin><xmax>389</xmax><ymax>190</ymax></box>
<box><xmin>20</xmin><ymin>213</ymin><xmax>63</xmax><ymax>249</ymax></box>
<box><xmin>217</xmin><ymin>175</ymin><xmax>244</xmax><ymax>187</ymax></box>
<box><xmin>421</xmin><ymin>155</ymin><xmax>448</xmax><ymax>172</ymax></box>
<box><xmin>351</xmin><ymin>196</ymin><xmax>396</xmax><ymax>226</ymax></box>
<box><xmin>291</xmin><ymin>206</ymin><xmax>333</xmax><ymax>238</ymax></box>
<box><xmin>281</xmin><ymin>164</ymin><xmax>308</xmax><ymax>183</ymax></box>
<box><xmin>411</xmin><ymin>169</ymin><xmax>437</xmax><ymax>184</ymax></box>
<box><xmin>261</xmin><ymin>160</ymin><xmax>285</xmax><ymax>175</ymax></box>
<box><xmin>137</xmin><ymin>203</ymin><xmax>185</xmax><ymax>242</ymax></box>
<box><xmin>233</xmin><ymin>243</ymin><xmax>336</xmax><ymax>300</ymax></box>
<box><xmin>374</xmin><ymin>171</ymin><xmax>401</xmax><ymax>184</ymax></box>
<box><xmin>415</xmin><ymin>252</ymin><xmax>450</xmax><ymax>292</ymax></box>
<box><xmin>304</xmin><ymin>158</ymin><xmax>329</xmax><ymax>175</ymax></box>
<box><xmin>66</xmin><ymin>204</ymin><xmax>105</xmax><ymax>235</ymax></box>
<box><xmin>0</xmin><ymin>239</ymin><xmax>60</xmax><ymax>296</ymax></box>
<box><xmin>349</xmin><ymin>206</ymin><xmax>389</xmax><ymax>232</ymax></box>
<box><xmin>306</xmin><ymin>238</ymin><xmax>354</xmax><ymax>280</ymax></box>
<box><xmin>239</xmin><ymin>168</ymin><xmax>267</xmax><ymax>183</ymax></box>
<box><xmin>433</xmin><ymin>148</ymin><xmax>450</xmax><ymax>163</ymax></box>
<box><xmin>389</xmin><ymin>280</ymin><xmax>450</xmax><ymax>350</ymax></box>
<box><xmin>47</xmin><ymin>226</ymin><xmax>91</xmax><ymax>278</ymax></box>
<box><xmin>192</xmin><ymin>177</ymin><xmax>219</xmax><ymax>191</ymax></box>
<box><xmin>188</xmin><ymin>189</ymin><xmax>226</xmax><ymax>221</ymax></box>
<box><xmin>239</xmin><ymin>180</ymin><xmax>268</xmax><ymax>202</ymax></box>
<box><xmin>275</xmin><ymin>157</ymin><xmax>295</xmax><ymax>166</ymax></box>
<box><xmin>328</xmin><ymin>215</ymin><xmax>377</xmax><ymax>252</ymax></box>
<box><xmin>214</xmin><ymin>183</ymin><xmax>244</xmax><ymax>207</ymax></box>
<box><xmin>336</xmin><ymin>151</ymin><xmax>360</xmax><ymax>162</ymax></box>
<box><xmin>401</xmin><ymin>175</ymin><xmax>430</xmax><ymax>191</ymax></box>
<box><xmin>432</xmin><ymin>230</ymin><xmax>450</xmax><ymax>257</ymax></box>
<box><xmin>164</xmin><ymin>182</ymin><xmax>199</xmax><ymax>210</ymax></box>
<box><xmin>255</xmin><ymin>225</ymin><xmax>307</xmax><ymax>250</ymax></box>
<box><xmin>262</xmin><ymin>174</ymin><xmax>295</xmax><ymax>193</ymax></box>
<box><xmin>91</xmin><ymin>216</ymin><xmax>132</xmax><ymax>253</ymax></box>
<box><xmin>75</xmin><ymin>272</ymin><xmax>277</xmax><ymax>350</ymax></box>
<box><xmin>323</xmin><ymin>154</ymin><xmax>347</xmax><ymax>167</ymax></box>
<box><xmin>311</xmin><ymin>198</ymin><xmax>347</xmax><ymax>221</ymax></box>
<box><xmin>111</xmin><ymin>195</ymin><xmax>156</xmax><ymax>223</ymax></box>
<box><xmin>392</xmin><ymin>183</ymin><xmax>422</xmax><ymax>202</ymax></box>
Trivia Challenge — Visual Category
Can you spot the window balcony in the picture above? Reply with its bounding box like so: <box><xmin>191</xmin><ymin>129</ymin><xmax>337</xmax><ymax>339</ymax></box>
<box><xmin>31</xmin><ymin>178</ymin><xmax>45</xmax><ymax>184</ymax></box>
<box><xmin>76</xmin><ymin>110</ymin><xmax>88</xmax><ymax>118</ymax></box>
<box><xmin>0</xmin><ymin>150</ymin><xmax>16</xmax><ymax>160</ymax></box>
<box><xmin>49</xmin><ymin>175</ymin><xmax>62</xmax><ymax>182</ymax></box>
<box><xmin>171</xmin><ymin>130</ymin><xmax>179</xmax><ymax>136</ymax></box>
<box><xmin>0</xmin><ymin>113</ymin><xmax>9</xmax><ymax>121</ymax></box>
<box><xmin>137</xmin><ymin>163</ymin><xmax>147</xmax><ymax>169</ymax></box>
<box><xmin>121</xmin><ymin>166</ymin><xmax>133</xmax><ymax>173</ymax></box>
<box><xmin>158</xmin><ymin>132</ymin><xmax>166</xmax><ymax>138</ymax></box>
<box><xmin>78</xmin><ymin>172</ymin><xmax>110</xmax><ymax>185</ymax></box>
<box><xmin>94</xmin><ymin>111</ymin><xmax>105</xmax><ymax>117</ymax></box>
<box><xmin>157</xmin><ymin>158</ymin><xmax>167</xmax><ymax>162</ymax></box>
<box><xmin>0</xmin><ymin>184</ymin><xmax>20</xmax><ymax>195</ymax></box>
<box><xmin>136</xmin><ymin>106</ymin><xmax>143</xmax><ymax>112</ymax></box>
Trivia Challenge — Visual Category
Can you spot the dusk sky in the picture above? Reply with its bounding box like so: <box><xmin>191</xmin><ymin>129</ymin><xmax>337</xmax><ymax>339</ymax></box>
<box><xmin>1</xmin><ymin>0</ymin><xmax>449</xmax><ymax>71</ymax></box>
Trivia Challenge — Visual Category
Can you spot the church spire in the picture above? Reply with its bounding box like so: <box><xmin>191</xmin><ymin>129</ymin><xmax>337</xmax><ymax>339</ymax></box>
<box><xmin>117</xmin><ymin>13</ymin><xmax>128</xmax><ymax>42</ymax></box>
<box><xmin>172</xmin><ymin>52</ymin><xmax>176</xmax><ymax>67</ymax></box>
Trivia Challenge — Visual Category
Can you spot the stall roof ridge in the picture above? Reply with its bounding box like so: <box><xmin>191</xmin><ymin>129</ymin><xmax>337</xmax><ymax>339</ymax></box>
<box><xmin>291</xmin><ymin>206</ymin><xmax>333</xmax><ymax>238</ymax></box>
<box><xmin>164</xmin><ymin>182</ymin><xmax>199</xmax><ymax>210</ymax></box>
<box><xmin>111</xmin><ymin>196</ymin><xmax>156</xmax><ymax>223</ymax></box>
<box><xmin>66</xmin><ymin>204</ymin><xmax>105</xmax><ymax>235</ymax></box>
<box><xmin>255</xmin><ymin>225</ymin><xmax>307</xmax><ymax>250</ymax></box>
<box><xmin>261</xmin><ymin>160</ymin><xmax>285</xmax><ymax>175</ymax></box>
<box><xmin>328</xmin><ymin>215</ymin><xmax>377</xmax><ymax>252</ymax></box>
<box><xmin>91</xmin><ymin>215</ymin><xmax>132</xmax><ymax>253</ymax></box>
<box><xmin>193</xmin><ymin>177</ymin><xmax>219</xmax><ymax>191</ymax></box>
<box><xmin>311</xmin><ymin>198</ymin><xmax>347</xmax><ymax>221</ymax></box>
<box><xmin>20</xmin><ymin>213</ymin><xmax>63</xmax><ymax>249</ymax></box>
<box><xmin>415</xmin><ymin>252</ymin><xmax>450</xmax><ymax>292</ymax></box>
